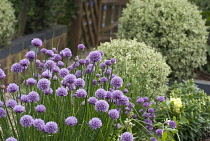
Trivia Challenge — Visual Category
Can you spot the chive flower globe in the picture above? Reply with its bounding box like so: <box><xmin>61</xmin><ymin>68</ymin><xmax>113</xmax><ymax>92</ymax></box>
<box><xmin>25</xmin><ymin>51</ymin><xmax>35</xmax><ymax>61</ymax></box>
<box><xmin>20</xmin><ymin>59</ymin><xmax>30</xmax><ymax>68</ymax></box>
<box><xmin>37</xmin><ymin>78</ymin><xmax>50</xmax><ymax>91</ymax></box>
<box><xmin>28</xmin><ymin>91</ymin><xmax>40</xmax><ymax>102</ymax></box>
<box><xmin>59</xmin><ymin>68</ymin><xmax>69</xmax><ymax>78</ymax></box>
<box><xmin>117</xmin><ymin>0</ymin><xmax>208</xmax><ymax>79</ymax></box>
<box><xmin>0</xmin><ymin>68</ymin><xmax>6</xmax><ymax>80</ymax></box>
<box><xmin>120</xmin><ymin>132</ymin><xmax>134</xmax><ymax>141</ymax></box>
<box><xmin>5</xmin><ymin>137</ymin><xmax>18</xmax><ymax>141</ymax></box>
<box><xmin>88</xmin><ymin>97</ymin><xmax>98</xmax><ymax>105</ymax></box>
<box><xmin>11</xmin><ymin>63</ymin><xmax>23</xmax><ymax>73</ymax></box>
<box><xmin>65</xmin><ymin>116</ymin><xmax>78</xmax><ymax>126</ymax></box>
<box><xmin>156</xmin><ymin>129</ymin><xmax>163</xmax><ymax>137</ymax></box>
<box><xmin>6</xmin><ymin>99</ymin><xmax>17</xmax><ymax>108</ymax></box>
<box><xmin>56</xmin><ymin>87</ymin><xmax>68</xmax><ymax>96</ymax></box>
<box><xmin>33</xmin><ymin>118</ymin><xmax>45</xmax><ymax>131</ymax></box>
<box><xmin>0</xmin><ymin>100</ymin><xmax>3</xmax><ymax>107</ymax></box>
<box><xmin>168</xmin><ymin>120</ymin><xmax>176</xmax><ymax>128</ymax></box>
<box><xmin>44</xmin><ymin>121</ymin><xmax>58</xmax><ymax>134</ymax></box>
<box><xmin>78</xmin><ymin>44</ymin><xmax>85</xmax><ymax>51</ymax></box>
<box><xmin>108</xmin><ymin>109</ymin><xmax>120</xmax><ymax>119</ymax></box>
<box><xmin>35</xmin><ymin>105</ymin><xmax>46</xmax><ymax>113</ymax></box>
<box><xmin>13</xmin><ymin>105</ymin><xmax>25</xmax><ymax>113</ymax></box>
<box><xmin>7</xmin><ymin>83</ymin><xmax>19</xmax><ymax>93</ymax></box>
<box><xmin>63</xmin><ymin>74</ymin><xmax>76</xmax><ymax>84</ymax></box>
<box><xmin>89</xmin><ymin>117</ymin><xmax>102</xmax><ymax>130</ymax></box>
<box><xmin>98</xmin><ymin>39</ymin><xmax>170</xmax><ymax>98</ymax></box>
<box><xmin>76</xmin><ymin>89</ymin><xmax>87</xmax><ymax>98</ymax></box>
<box><xmin>20</xmin><ymin>115</ymin><xmax>34</xmax><ymax>127</ymax></box>
<box><xmin>0</xmin><ymin>107</ymin><xmax>6</xmax><ymax>117</ymax></box>
<box><xmin>75</xmin><ymin>78</ymin><xmax>85</xmax><ymax>88</ymax></box>
<box><xmin>89</xmin><ymin>51</ymin><xmax>102</xmax><ymax>62</ymax></box>
<box><xmin>31</xmin><ymin>38</ymin><xmax>42</xmax><ymax>47</ymax></box>
<box><xmin>95</xmin><ymin>88</ymin><xmax>107</xmax><ymax>99</ymax></box>
<box><xmin>95</xmin><ymin>100</ymin><xmax>109</xmax><ymax>112</ymax></box>
<box><xmin>26</xmin><ymin>78</ymin><xmax>37</xmax><ymax>86</ymax></box>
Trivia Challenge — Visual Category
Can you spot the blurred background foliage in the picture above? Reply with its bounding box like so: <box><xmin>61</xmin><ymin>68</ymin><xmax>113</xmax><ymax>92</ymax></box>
<box><xmin>9</xmin><ymin>0</ymin><xmax>77</xmax><ymax>37</ymax></box>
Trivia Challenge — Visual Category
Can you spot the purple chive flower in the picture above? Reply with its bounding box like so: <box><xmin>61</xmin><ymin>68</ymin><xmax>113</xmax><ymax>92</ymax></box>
<box><xmin>168</xmin><ymin>121</ymin><xmax>176</xmax><ymax>128</ymax></box>
<box><xmin>150</xmin><ymin>137</ymin><xmax>157</xmax><ymax>141</ymax></box>
<box><xmin>95</xmin><ymin>100</ymin><xmax>109</xmax><ymax>112</ymax></box>
<box><xmin>52</xmin><ymin>66</ymin><xmax>60</xmax><ymax>73</ymax></box>
<box><xmin>0</xmin><ymin>100</ymin><xmax>3</xmax><ymax>107</ymax></box>
<box><xmin>146</xmin><ymin>125</ymin><xmax>153</xmax><ymax>131</ymax></box>
<box><xmin>125</xmin><ymin>107</ymin><xmax>132</xmax><ymax>112</ymax></box>
<box><xmin>139</xmin><ymin>109</ymin><xmax>143</xmax><ymax>112</ymax></box>
<box><xmin>128</xmin><ymin>102</ymin><xmax>135</xmax><ymax>108</ymax></box>
<box><xmin>79</xmin><ymin>59</ymin><xmax>86</xmax><ymax>65</ymax></box>
<box><xmin>132</xmin><ymin>114</ymin><xmax>137</xmax><ymax>118</ymax></box>
<box><xmin>33</xmin><ymin>118</ymin><xmax>45</xmax><ymax>130</ymax></box>
<box><xmin>20</xmin><ymin>95</ymin><xmax>29</xmax><ymax>103</ymax></box>
<box><xmin>53</xmin><ymin>54</ymin><xmax>62</xmax><ymax>61</ymax></box>
<box><xmin>78</xmin><ymin>44</ymin><xmax>85</xmax><ymax>51</ymax></box>
<box><xmin>105</xmin><ymin>91</ymin><xmax>112</xmax><ymax>99</ymax></box>
<box><xmin>148</xmin><ymin>108</ymin><xmax>155</xmax><ymax>113</ymax></box>
<box><xmin>65</xmin><ymin>116</ymin><xmax>78</xmax><ymax>126</ymax></box>
<box><xmin>72</xmin><ymin>62</ymin><xmax>80</xmax><ymax>69</ymax></box>
<box><xmin>35</xmin><ymin>105</ymin><xmax>46</xmax><ymax>113</ymax></box>
<box><xmin>6</xmin><ymin>99</ymin><xmax>17</xmax><ymax>108</ymax></box>
<box><xmin>52</xmin><ymin>48</ymin><xmax>56</xmax><ymax>53</ymax></box>
<box><xmin>0</xmin><ymin>69</ymin><xmax>6</xmax><ymax>80</ymax></box>
<box><xmin>25</xmin><ymin>51</ymin><xmax>35</xmax><ymax>61</ymax></box>
<box><xmin>7</xmin><ymin>83</ymin><xmax>19</xmax><ymax>93</ymax></box>
<box><xmin>123</xmin><ymin>89</ymin><xmax>128</xmax><ymax>93</ymax></box>
<box><xmin>144</xmin><ymin>118</ymin><xmax>153</xmax><ymax>125</ymax></box>
<box><xmin>116</xmin><ymin>95</ymin><xmax>129</xmax><ymax>106</ymax></box>
<box><xmin>31</xmin><ymin>38</ymin><xmax>42</xmax><ymax>47</ymax></box>
<box><xmin>100</xmin><ymin>63</ymin><xmax>106</xmax><ymax>69</ymax></box>
<box><xmin>108</xmin><ymin>109</ymin><xmax>119</xmax><ymax>119</ymax></box>
<box><xmin>95</xmin><ymin>88</ymin><xmax>107</xmax><ymax>99</ymax></box>
<box><xmin>40</xmin><ymin>48</ymin><xmax>47</xmax><ymax>54</ymax></box>
<box><xmin>92</xmin><ymin>79</ymin><xmax>97</xmax><ymax>85</ymax></box>
<box><xmin>143</xmin><ymin>97</ymin><xmax>149</xmax><ymax>101</ymax></box>
<box><xmin>112</xmin><ymin>90</ymin><xmax>123</xmax><ymax>99</ymax></box>
<box><xmin>110</xmin><ymin>76</ymin><xmax>123</xmax><ymax>88</ymax></box>
<box><xmin>120</xmin><ymin>132</ymin><xmax>134</xmax><ymax>141</ymax></box>
<box><xmin>105</xmin><ymin>69</ymin><xmax>111</xmax><ymax>76</ymax></box>
<box><xmin>75</xmin><ymin>78</ymin><xmax>85</xmax><ymax>88</ymax></box>
<box><xmin>58</xmin><ymin>61</ymin><xmax>64</xmax><ymax>67</ymax></box>
<box><xmin>42</xmin><ymin>70</ymin><xmax>52</xmax><ymax>79</ymax></box>
<box><xmin>157</xmin><ymin>96</ymin><xmax>165</xmax><ymax>102</ymax></box>
<box><xmin>100</xmin><ymin>77</ymin><xmax>108</xmax><ymax>83</ymax></box>
<box><xmin>75</xmin><ymin>70</ymin><xmax>82</xmax><ymax>78</ymax></box>
<box><xmin>64</xmin><ymin>74</ymin><xmax>76</xmax><ymax>84</ymax></box>
<box><xmin>60</xmin><ymin>48</ymin><xmax>72</xmax><ymax>58</ymax></box>
<box><xmin>136</xmin><ymin>97</ymin><xmax>144</xmax><ymax>103</ymax></box>
<box><xmin>156</xmin><ymin>129</ymin><xmax>163</xmax><ymax>137</ymax></box>
<box><xmin>37</xmin><ymin>78</ymin><xmax>50</xmax><ymax>91</ymax></box>
<box><xmin>28</xmin><ymin>91</ymin><xmax>40</xmax><ymax>102</ymax></box>
<box><xmin>13</xmin><ymin>105</ymin><xmax>25</xmax><ymax>113</ymax></box>
<box><xmin>20</xmin><ymin>59</ymin><xmax>30</xmax><ymax>68</ymax></box>
<box><xmin>43</xmin><ymin>88</ymin><xmax>53</xmax><ymax>95</ymax></box>
<box><xmin>111</xmin><ymin>58</ymin><xmax>116</xmax><ymax>64</ymax></box>
<box><xmin>143</xmin><ymin>102</ymin><xmax>150</xmax><ymax>107</ymax></box>
<box><xmin>85</xmin><ymin>68</ymin><xmax>92</xmax><ymax>74</ymax></box>
<box><xmin>105</xmin><ymin>60</ymin><xmax>112</xmax><ymax>66</ymax></box>
<box><xmin>6</xmin><ymin>137</ymin><xmax>18</xmax><ymax>141</ymax></box>
<box><xmin>26</xmin><ymin>78</ymin><xmax>37</xmax><ymax>86</ymax></box>
<box><xmin>89</xmin><ymin>51</ymin><xmax>102</xmax><ymax>62</ymax></box>
<box><xmin>142</xmin><ymin>112</ymin><xmax>150</xmax><ymax>118</ymax></box>
<box><xmin>98</xmin><ymin>51</ymin><xmax>104</xmax><ymax>56</ymax></box>
<box><xmin>0</xmin><ymin>107</ymin><xmax>6</xmax><ymax>117</ymax></box>
<box><xmin>20</xmin><ymin>115</ymin><xmax>34</xmax><ymax>127</ymax></box>
<box><xmin>45</xmin><ymin>50</ymin><xmax>54</xmax><ymax>57</ymax></box>
<box><xmin>85</xmin><ymin>59</ymin><xmax>90</xmax><ymax>65</ymax></box>
<box><xmin>44</xmin><ymin>121</ymin><xmax>58</xmax><ymax>134</ymax></box>
<box><xmin>44</xmin><ymin>60</ymin><xmax>56</xmax><ymax>70</ymax></box>
<box><xmin>88</xmin><ymin>97</ymin><xmax>98</xmax><ymax>105</ymax></box>
<box><xmin>76</xmin><ymin>89</ymin><xmax>87</xmax><ymax>98</ymax></box>
<box><xmin>56</xmin><ymin>87</ymin><xmax>68</xmax><ymax>96</ymax></box>
<box><xmin>89</xmin><ymin>117</ymin><xmax>102</xmax><ymax>129</ymax></box>
<box><xmin>11</xmin><ymin>63</ymin><xmax>23</xmax><ymax>73</ymax></box>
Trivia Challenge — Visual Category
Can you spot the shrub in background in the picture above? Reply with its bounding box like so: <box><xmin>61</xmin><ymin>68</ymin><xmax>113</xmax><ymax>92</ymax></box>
<box><xmin>117</xmin><ymin>0</ymin><xmax>208</xmax><ymax>79</ymax></box>
<box><xmin>98</xmin><ymin>39</ymin><xmax>171</xmax><ymax>98</ymax></box>
<box><xmin>158</xmin><ymin>80</ymin><xmax>210</xmax><ymax>141</ymax></box>
<box><xmin>0</xmin><ymin>0</ymin><xmax>16</xmax><ymax>48</ymax></box>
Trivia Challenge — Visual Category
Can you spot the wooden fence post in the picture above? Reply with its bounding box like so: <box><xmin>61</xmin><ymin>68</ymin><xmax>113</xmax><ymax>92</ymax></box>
<box><xmin>70</xmin><ymin>0</ymin><xmax>83</xmax><ymax>55</ymax></box>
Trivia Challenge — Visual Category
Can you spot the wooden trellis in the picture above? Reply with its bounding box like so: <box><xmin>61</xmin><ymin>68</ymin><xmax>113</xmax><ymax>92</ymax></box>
<box><xmin>70</xmin><ymin>0</ymin><xmax>129</xmax><ymax>55</ymax></box>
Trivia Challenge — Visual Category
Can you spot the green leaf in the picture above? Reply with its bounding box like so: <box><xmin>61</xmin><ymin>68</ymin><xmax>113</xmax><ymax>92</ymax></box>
<box><xmin>162</xmin><ymin>131</ymin><xmax>168</xmax><ymax>140</ymax></box>
<box><xmin>164</xmin><ymin>128</ymin><xmax>178</xmax><ymax>133</ymax></box>
<box><xmin>179</xmin><ymin>116</ymin><xmax>189</xmax><ymax>124</ymax></box>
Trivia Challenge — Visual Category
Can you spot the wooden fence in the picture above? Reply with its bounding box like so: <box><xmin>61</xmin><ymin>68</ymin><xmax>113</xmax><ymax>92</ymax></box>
<box><xmin>70</xmin><ymin>0</ymin><xmax>129</xmax><ymax>55</ymax></box>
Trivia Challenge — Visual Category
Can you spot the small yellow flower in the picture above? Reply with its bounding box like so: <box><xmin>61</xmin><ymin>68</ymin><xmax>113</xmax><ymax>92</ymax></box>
<box><xmin>170</xmin><ymin>98</ymin><xmax>183</xmax><ymax>109</ymax></box>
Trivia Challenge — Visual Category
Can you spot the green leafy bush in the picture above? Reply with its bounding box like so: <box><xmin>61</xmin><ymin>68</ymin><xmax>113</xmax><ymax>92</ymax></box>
<box><xmin>159</xmin><ymin>80</ymin><xmax>210</xmax><ymax>141</ymax></box>
<box><xmin>98</xmin><ymin>39</ymin><xmax>171</xmax><ymax>98</ymax></box>
<box><xmin>117</xmin><ymin>0</ymin><xmax>208</xmax><ymax>79</ymax></box>
<box><xmin>0</xmin><ymin>0</ymin><xmax>16</xmax><ymax>48</ymax></box>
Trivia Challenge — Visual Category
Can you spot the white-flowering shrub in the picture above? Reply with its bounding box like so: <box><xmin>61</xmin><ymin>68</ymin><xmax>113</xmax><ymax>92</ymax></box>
<box><xmin>0</xmin><ymin>0</ymin><xmax>16</xmax><ymax>48</ymax></box>
<box><xmin>98</xmin><ymin>39</ymin><xmax>171</xmax><ymax>98</ymax></box>
<box><xmin>117</xmin><ymin>0</ymin><xmax>208</xmax><ymax>79</ymax></box>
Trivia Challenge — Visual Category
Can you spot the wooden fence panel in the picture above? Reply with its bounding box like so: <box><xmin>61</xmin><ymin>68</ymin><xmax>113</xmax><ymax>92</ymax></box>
<box><xmin>70</xmin><ymin>0</ymin><xmax>129</xmax><ymax>55</ymax></box>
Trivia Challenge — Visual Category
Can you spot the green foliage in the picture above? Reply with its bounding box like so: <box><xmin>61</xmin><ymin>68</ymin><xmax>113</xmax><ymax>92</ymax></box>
<box><xmin>161</xmin><ymin>80</ymin><xmax>210</xmax><ymax>141</ymax></box>
<box><xmin>117</xmin><ymin>0</ymin><xmax>208</xmax><ymax>79</ymax></box>
<box><xmin>98</xmin><ymin>39</ymin><xmax>171</xmax><ymax>98</ymax></box>
<box><xmin>0</xmin><ymin>0</ymin><xmax>16</xmax><ymax>48</ymax></box>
